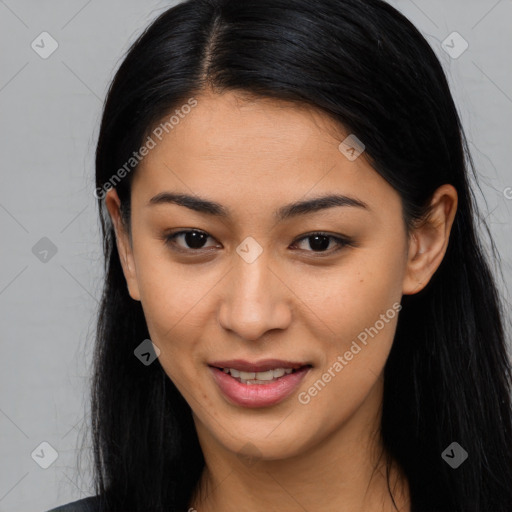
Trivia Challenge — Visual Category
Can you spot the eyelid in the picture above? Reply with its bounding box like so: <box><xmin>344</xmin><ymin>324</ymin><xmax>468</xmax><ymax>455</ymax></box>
<box><xmin>162</xmin><ymin>229</ymin><xmax>354</xmax><ymax>255</ymax></box>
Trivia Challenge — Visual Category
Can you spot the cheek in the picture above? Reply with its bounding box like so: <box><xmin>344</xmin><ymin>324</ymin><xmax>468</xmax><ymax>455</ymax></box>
<box><xmin>291</xmin><ymin>243</ymin><xmax>405</xmax><ymax>346</ymax></box>
<box><xmin>132</xmin><ymin>231</ymin><xmax>214</xmax><ymax>328</ymax></box>
<box><xmin>290</xmin><ymin>244</ymin><xmax>405</xmax><ymax>409</ymax></box>
<box><xmin>134</xmin><ymin>254</ymin><xmax>215</xmax><ymax>399</ymax></box>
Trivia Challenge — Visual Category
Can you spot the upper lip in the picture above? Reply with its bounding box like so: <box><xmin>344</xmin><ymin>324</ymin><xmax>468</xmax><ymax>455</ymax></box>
<box><xmin>209</xmin><ymin>359</ymin><xmax>311</xmax><ymax>372</ymax></box>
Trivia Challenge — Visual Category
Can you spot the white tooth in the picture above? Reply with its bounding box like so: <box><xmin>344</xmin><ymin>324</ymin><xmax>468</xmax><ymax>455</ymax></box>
<box><xmin>222</xmin><ymin>368</ymin><xmax>229</xmax><ymax>373</ymax></box>
<box><xmin>232</xmin><ymin>367</ymin><xmax>297</xmax><ymax>383</ymax></box>
<box><xmin>255</xmin><ymin>370</ymin><xmax>274</xmax><ymax>381</ymax></box>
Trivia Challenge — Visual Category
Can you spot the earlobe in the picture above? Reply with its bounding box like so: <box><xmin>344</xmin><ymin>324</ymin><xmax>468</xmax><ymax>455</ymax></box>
<box><xmin>402</xmin><ymin>184</ymin><xmax>458</xmax><ymax>296</ymax></box>
<box><xmin>104</xmin><ymin>188</ymin><xmax>141</xmax><ymax>301</ymax></box>
<box><xmin>402</xmin><ymin>232</ymin><xmax>427</xmax><ymax>295</ymax></box>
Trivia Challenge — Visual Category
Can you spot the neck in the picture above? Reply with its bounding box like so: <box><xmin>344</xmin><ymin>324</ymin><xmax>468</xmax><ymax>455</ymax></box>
<box><xmin>189</xmin><ymin>378</ymin><xmax>410</xmax><ymax>512</ymax></box>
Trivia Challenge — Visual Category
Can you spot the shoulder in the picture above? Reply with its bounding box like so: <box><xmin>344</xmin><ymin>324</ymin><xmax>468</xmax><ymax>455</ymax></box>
<box><xmin>45</xmin><ymin>495</ymin><xmax>101</xmax><ymax>512</ymax></box>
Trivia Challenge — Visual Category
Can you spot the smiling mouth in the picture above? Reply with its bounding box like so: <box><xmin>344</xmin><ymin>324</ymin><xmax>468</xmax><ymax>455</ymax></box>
<box><xmin>210</xmin><ymin>365</ymin><xmax>312</xmax><ymax>385</ymax></box>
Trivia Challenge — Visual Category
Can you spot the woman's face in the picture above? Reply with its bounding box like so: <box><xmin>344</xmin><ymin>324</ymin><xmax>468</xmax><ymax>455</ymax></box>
<box><xmin>106</xmin><ymin>90</ymin><xmax>452</xmax><ymax>461</ymax></box>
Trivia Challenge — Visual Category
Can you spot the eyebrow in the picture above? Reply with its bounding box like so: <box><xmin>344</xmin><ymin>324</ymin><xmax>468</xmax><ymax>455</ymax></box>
<box><xmin>147</xmin><ymin>192</ymin><xmax>370</xmax><ymax>222</ymax></box>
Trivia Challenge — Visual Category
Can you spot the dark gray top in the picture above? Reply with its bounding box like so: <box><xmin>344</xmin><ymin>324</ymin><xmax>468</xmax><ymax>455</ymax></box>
<box><xmin>45</xmin><ymin>496</ymin><xmax>100</xmax><ymax>512</ymax></box>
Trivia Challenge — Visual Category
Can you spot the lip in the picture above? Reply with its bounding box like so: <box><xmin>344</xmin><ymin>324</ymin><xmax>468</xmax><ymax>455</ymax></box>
<box><xmin>208</xmin><ymin>359</ymin><xmax>309</xmax><ymax>372</ymax></box>
<box><xmin>208</xmin><ymin>363</ymin><xmax>312</xmax><ymax>408</ymax></box>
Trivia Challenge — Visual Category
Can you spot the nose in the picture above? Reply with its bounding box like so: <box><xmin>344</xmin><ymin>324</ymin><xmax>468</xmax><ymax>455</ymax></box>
<box><xmin>218</xmin><ymin>252</ymin><xmax>292</xmax><ymax>342</ymax></box>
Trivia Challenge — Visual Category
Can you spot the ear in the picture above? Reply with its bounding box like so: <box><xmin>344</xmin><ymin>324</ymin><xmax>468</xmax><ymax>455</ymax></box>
<box><xmin>402</xmin><ymin>184</ymin><xmax>458</xmax><ymax>295</ymax></box>
<box><xmin>104</xmin><ymin>188</ymin><xmax>141</xmax><ymax>301</ymax></box>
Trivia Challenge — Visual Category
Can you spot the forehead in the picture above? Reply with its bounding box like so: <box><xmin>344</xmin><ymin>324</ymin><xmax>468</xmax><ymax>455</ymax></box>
<box><xmin>131</xmin><ymin>90</ymin><xmax>399</xmax><ymax>221</ymax></box>
<box><xmin>145</xmin><ymin>91</ymin><xmax>346</xmax><ymax>164</ymax></box>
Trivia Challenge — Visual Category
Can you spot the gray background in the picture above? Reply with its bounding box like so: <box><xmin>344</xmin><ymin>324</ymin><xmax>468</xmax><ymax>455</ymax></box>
<box><xmin>0</xmin><ymin>1</ymin><xmax>511</xmax><ymax>511</ymax></box>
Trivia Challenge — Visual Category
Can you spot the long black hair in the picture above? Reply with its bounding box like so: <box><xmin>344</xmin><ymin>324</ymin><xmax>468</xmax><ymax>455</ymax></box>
<box><xmin>91</xmin><ymin>0</ymin><xmax>512</xmax><ymax>510</ymax></box>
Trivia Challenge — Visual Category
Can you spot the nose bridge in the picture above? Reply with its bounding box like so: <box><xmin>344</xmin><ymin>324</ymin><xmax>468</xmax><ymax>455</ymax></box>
<box><xmin>218</xmin><ymin>244</ymin><xmax>291</xmax><ymax>340</ymax></box>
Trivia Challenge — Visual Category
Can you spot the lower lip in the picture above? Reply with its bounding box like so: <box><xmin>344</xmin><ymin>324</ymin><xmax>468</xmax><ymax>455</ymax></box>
<box><xmin>209</xmin><ymin>366</ymin><xmax>311</xmax><ymax>408</ymax></box>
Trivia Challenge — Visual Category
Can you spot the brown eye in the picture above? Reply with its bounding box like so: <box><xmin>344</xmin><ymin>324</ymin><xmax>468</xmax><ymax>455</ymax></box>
<box><xmin>164</xmin><ymin>230</ymin><xmax>218</xmax><ymax>251</ymax></box>
<box><xmin>291</xmin><ymin>233</ymin><xmax>352</xmax><ymax>254</ymax></box>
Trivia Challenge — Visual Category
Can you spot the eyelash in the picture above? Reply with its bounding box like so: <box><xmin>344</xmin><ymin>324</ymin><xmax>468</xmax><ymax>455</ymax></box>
<box><xmin>162</xmin><ymin>229</ymin><xmax>353</xmax><ymax>256</ymax></box>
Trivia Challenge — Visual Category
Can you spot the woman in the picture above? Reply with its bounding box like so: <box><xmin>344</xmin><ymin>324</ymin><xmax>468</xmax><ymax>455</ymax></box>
<box><xmin>47</xmin><ymin>0</ymin><xmax>512</xmax><ymax>510</ymax></box>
